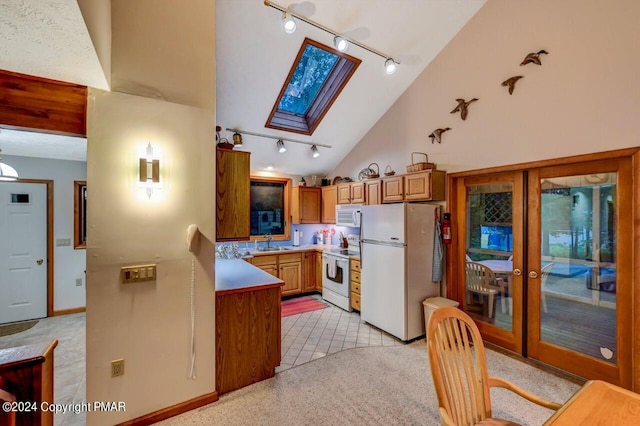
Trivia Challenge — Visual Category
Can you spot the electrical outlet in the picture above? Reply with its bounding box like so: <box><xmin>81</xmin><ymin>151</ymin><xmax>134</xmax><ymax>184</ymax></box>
<box><xmin>111</xmin><ymin>359</ymin><xmax>124</xmax><ymax>377</ymax></box>
<box><xmin>75</xmin><ymin>278</ymin><xmax>83</xmax><ymax>287</ymax></box>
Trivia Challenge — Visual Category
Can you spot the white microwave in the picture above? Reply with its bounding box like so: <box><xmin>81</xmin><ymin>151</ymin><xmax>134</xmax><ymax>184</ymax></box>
<box><xmin>335</xmin><ymin>204</ymin><xmax>362</xmax><ymax>228</ymax></box>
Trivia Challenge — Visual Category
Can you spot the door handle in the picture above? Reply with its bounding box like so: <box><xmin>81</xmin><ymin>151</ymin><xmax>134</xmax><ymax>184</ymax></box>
<box><xmin>513</xmin><ymin>269</ymin><xmax>522</xmax><ymax>276</ymax></box>
<box><xmin>528</xmin><ymin>271</ymin><xmax>538</xmax><ymax>279</ymax></box>
<box><xmin>36</xmin><ymin>259</ymin><xmax>44</xmax><ymax>265</ymax></box>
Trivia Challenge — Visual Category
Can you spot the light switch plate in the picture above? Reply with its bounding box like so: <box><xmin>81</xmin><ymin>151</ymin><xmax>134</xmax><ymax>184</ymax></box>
<box><xmin>121</xmin><ymin>264</ymin><xmax>157</xmax><ymax>284</ymax></box>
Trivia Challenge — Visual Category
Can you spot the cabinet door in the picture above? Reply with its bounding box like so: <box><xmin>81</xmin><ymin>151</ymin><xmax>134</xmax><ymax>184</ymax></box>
<box><xmin>316</xmin><ymin>251</ymin><xmax>323</xmax><ymax>292</ymax></box>
<box><xmin>216</xmin><ymin>149</ymin><xmax>251</xmax><ymax>240</ymax></box>
<box><xmin>351</xmin><ymin>182</ymin><xmax>365</xmax><ymax>204</ymax></box>
<box><xmin>365</xmin><ymin>180</ymin><xmax>382</xmax><ymax>205</ymax></box>
<box><xmin>292</xmin><ymin>187</ymin><xmax>321</xmax><ymax>224</ymax></box>
<box><xmin>321</xmin><ymin>186</ymin><xmax>337</xmax><ymax>224</ymax></box>
<box><xmin>280</xmin><ymin>262</ymin><xmax>302</xmax><ymax>296</ymax></box>
<box><xmin>256</xmin><ymin>264</ymin><xmax>278</xmax><ymax>277</ymax></box>
<box><xmin>382</xmin><ymin>176</ymin><xmax>404</xmax><ymax>203</ymax></box>
<box><xmin>404</xmin><ymin>171</ymin><xmax>431</xmax><ymax>201</ymax></box>
<box><xmin>302</xmin><ymin>251</ymin><xmax>317</xmax><ymax>292</ymax></box>
<box><xmin>337</xmin><ymin>184</ymin><xmax>352</xmax><ymax>204</ymax></box>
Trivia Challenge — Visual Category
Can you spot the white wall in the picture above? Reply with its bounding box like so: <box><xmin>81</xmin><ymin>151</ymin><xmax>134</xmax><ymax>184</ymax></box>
<box><xmin>332</xmin><ymin>0</ymin><xmax>640</xmax><ymax>179</ymax></box>
<box><xmin>3</xmin><ymin>154</ymin><xmax>86</xmax><ymax>311</ymax></box>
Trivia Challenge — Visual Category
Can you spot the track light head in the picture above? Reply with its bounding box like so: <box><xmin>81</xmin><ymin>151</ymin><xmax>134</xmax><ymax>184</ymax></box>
<box><xmin>384</xmin><ymin>58</ymin><xmax>398</xmax><ymax>75</ymax></box>
<box><xmin>232</xmin><ymin>132</ymin><xmax>243</xmax><ymax>147</ymax></box>
<box><xmin>333</xmin><ymin>36</ymin><xmax>349</xmax><ymax>52</ymax></box>
<box><xmin>276</xmin><ymin>139</ymin><xmax>287</xmax><ymax>153</ymax></box>
<box><xmin>282</xmin><ymin>11</ymin><xmax>296</xmax><ymax>34</ymax></box>
<box><xmin>311</xmin><ymin>145</ymin><xmax>320</xmax><ymax>158</ymax></box>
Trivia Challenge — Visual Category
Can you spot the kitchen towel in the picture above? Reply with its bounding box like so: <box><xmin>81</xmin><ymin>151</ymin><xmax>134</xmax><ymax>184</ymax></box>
<box><xmin>327</xmin><ymin>259</ymin><xmax>337</xmax><ymax>279</ymax></box>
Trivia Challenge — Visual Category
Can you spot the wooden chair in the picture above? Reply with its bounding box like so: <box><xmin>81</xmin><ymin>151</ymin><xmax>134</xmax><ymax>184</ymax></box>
<box><xmin>540</xmin><ymin>262</ymin><xmax>555</xmax><ymax>313</ymax></box>
<box><xmin>427</xmin><ymin>307</ymin><xmax>561</xmax><ymax>426</ymax></box>
<box><xmin>465</xmin><ymin>262</ymin><xmax>506</xmax><ymax>318</ymax></box>
<box><xmin>0</xmin><ymin>376</ymin><xmax>16</xmax><ymax>426</ymax></box>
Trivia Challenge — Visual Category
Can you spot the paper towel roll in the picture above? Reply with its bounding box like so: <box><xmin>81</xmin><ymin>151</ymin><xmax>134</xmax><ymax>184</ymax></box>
<box><xmin>293</xmin><ymin>229</ymin><xmax>300</xmax><ymax>246</ymax></box>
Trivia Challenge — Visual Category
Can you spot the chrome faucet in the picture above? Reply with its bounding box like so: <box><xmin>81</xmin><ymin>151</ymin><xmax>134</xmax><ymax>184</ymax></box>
<box><xmin>264</xmin><ymin>233</ymin><xmax>273</xmax><ymax>249</ymax></box>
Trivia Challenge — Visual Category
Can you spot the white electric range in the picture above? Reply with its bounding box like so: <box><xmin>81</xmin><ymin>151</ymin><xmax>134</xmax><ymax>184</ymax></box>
<box><xmin>322</xmin><ymin>234</ymin><xmax>360</xmax><ymax>311</ymax></box>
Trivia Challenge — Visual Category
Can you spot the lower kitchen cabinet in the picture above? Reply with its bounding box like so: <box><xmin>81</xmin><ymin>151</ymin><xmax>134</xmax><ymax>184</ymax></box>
<box><xmin>251</xmin><ymin>255</ymin><xmax>278</xmax><ymax>277</ymax></box>
<box><xmin>316</xmin><ymin>250</ymin><xmax>323</xmax><ymax>292</ymax></box>
<box><xmin>350</xmin><ymin>258</ymin><xmax>361</xmax><ymax>311</ymax></box>
<box><xmin>216</xmin><ymin>284</ymin><xmax>281</xmax><ymax>395</ymax></box>
<box><xmin>302</xmin><ymin>251</ymin><xmax>317</xmax><ymax>292</ymax></box>
<box><xmin>279</xmin><ymin>253</ymin><xmax>302</xmax><ymax>296</ymax></box>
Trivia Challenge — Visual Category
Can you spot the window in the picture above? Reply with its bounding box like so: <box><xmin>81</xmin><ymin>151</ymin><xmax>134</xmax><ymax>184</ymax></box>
<box><xmin>74</xmin><ymin>180</ymin><xmax>87</xmax><ymax>249</ymax></box>
<box><xmin>265</xmin><ymin>38</ymin><xmax>361</xmax><ymax>135</ymax></box>
<box><xmin>250</xmin><ymin>176</ymin><xmax>291</xmax><ymax>241</ymax></box>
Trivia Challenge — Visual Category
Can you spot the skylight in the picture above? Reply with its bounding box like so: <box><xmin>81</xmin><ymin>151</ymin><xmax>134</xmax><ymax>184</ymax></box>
<box><xmin>266</xmin><ymin>38</ymin><xmax>361</xmax><ymax>135</ymax></box>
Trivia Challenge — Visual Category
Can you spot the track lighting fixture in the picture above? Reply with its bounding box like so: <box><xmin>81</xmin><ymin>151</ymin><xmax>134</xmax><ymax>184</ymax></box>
<box><xmin>265</xmin><ymin>0</ymin><xmax>399</xmax><ymax>74</ymax></box>
<box><xmin>311</xmin><ymin>145</ymin><xmax>320</xmax><ymax>158</ymax></box>
<box><xmin>225</xmin><ymin>128</ymin><xmax>332</xmax><ymax>151</ymax></box>
<box><xmin>384</xmin><ymin>58</ymin><xmax>398</xmax><ymax>75</ymax></box>
<box><xmin>282</xmin><ymin>11</ymin><xmax>296</xmax><ymax>34</ymax></box>
<box><xmin>276</xmin><ymin>139</ymin><xmax>287</xmax><ymax>153</ymax></box>
<box><xmin>333</xmin><ymin>36</ymin><xmax>348</xmax><ymax>52</ymax></box>
<box><xmin>232</xmin><ymin>132</ymin><xmax>243</xmax><ymax>147</ymax></box>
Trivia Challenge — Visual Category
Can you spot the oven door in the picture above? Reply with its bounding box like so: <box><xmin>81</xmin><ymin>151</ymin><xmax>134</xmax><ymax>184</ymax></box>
<box><xmin>322</xmin><ymin>254</ymin><xmax>350</xmax><ymax>297</ymax></box>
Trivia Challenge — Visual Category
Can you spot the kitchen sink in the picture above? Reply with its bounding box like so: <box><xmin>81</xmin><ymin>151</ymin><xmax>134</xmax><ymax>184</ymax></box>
<box><xmin>256</xmin><ymin>246</ymin><xmax>291</xmax><ymax>252</ymax></box>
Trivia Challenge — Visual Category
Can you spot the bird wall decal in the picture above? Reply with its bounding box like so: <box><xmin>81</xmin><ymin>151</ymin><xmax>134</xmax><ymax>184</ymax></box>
<box><xmin>429</xmin><ymin>127</ymin><xmax>451</xmax><ymax>144</ymax></box>
<box><xmin>501</xmin><ymin>76</ymin><xmax>524</xmax><ymax>95</ymax></box>
<box><xmin>450</xmin><ymin>98</ymin><xmax>478</xmax><ymax>120</ymax></box>
<box><xmin>520</xmin><ymin>50</ymin><xmax>548</xmax><ymax>66</ymax></box>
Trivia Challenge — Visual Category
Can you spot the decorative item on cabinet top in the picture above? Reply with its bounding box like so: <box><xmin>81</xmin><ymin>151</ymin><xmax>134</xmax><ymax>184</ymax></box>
<box><xmin>406</xmin><ymin>152</ymin><xmax>436</xmax><ymax>173</ymax></box>
<box><xmin>384</xmin><ymin>165</ymin><xmax>395</xmax><ymax>176</ymax></box>
<box><xmin>358</xmin><ymin>163</ymin><xmax>380</xmax><ymax>181</ymax></box>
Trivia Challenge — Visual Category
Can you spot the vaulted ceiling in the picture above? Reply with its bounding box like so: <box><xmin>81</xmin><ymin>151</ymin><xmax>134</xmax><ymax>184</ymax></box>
<box><xmin>0</xmin><ymin>0</ymin><xmax>487</xmax><ymax>172</ymax></box>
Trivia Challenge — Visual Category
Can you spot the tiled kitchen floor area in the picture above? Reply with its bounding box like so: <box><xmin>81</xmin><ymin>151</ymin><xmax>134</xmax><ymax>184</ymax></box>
<box><xmin>0</xmin><ymin>294</ymin><xmax>404</xmax><ymax>425</ymax></box>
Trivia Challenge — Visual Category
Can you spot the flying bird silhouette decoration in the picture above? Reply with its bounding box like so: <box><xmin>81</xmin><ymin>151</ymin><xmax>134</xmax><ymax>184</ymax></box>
<box><xmin>520</xmin><ymin>50</ymin><xmax>548</xmax><ymax>66</ymax></box>
<box><xmin>450</xmin><ymin>98</ymin><xmax>478</xmax><ymax>120</ymax></box>
<box><xmin>429</xmin><ymin>127</ymin><xmax>451</xmax><ymax>144</ymax></box>
<box><xmin>502</xmin><ymin>76</ymin><xmax>524</xmax><ymax>95</ymax></box>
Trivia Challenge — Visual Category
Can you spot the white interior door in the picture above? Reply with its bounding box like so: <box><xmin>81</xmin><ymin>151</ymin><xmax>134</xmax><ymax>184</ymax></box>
<box><xmin>0</xmin><ymin>182</ymin><xmax>47</xmax><ymax>324</ymax></box>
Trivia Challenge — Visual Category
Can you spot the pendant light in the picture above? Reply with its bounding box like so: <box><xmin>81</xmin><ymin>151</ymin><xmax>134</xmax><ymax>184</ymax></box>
<box><xmin>0</xmin><ymin>149</ymin><xmax>19</xmax><ymax>181</ymax></box>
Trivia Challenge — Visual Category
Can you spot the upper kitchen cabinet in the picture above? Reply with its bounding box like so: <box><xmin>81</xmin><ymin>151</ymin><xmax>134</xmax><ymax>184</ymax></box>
<box><xmin>216</xmin><ymin>149</ymin><xmax>251</xmax><ymax>241</ymax></box>
<box><xmin>365</xmin><ymin>179</ymin><xmax>382</xmax><ymax>205</ymax></box>
<box><xmin>337</xmin><ymin>182</ymin><xmax>365</xmax><ymax>204</ymax></box>
<box><xmin>321</xmin><ymin>186</ymin><xmax>337</xmax><ymax>224</ymax></box>
<box><xmin>292</xmin><ymin>186</ymin><xmax>321</xmax><ymax>224</ymax></box>
<box><xmin>382</xmin><ymin>170</ymin><xmax>446</xmax><ymax>203</ymax></box>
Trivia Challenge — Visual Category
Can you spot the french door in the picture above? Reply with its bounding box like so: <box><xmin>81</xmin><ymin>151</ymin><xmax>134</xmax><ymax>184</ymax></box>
<box><xmin>454</xmin><ymin>156</ymin><xmax>632</xmax><ymax>386</ymax></box>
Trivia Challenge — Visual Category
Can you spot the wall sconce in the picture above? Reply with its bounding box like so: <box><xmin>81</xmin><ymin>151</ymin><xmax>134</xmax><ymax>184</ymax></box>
<box><xmin>139</xmin><ymin>142</ymin><xmax>160</xmax><ymax>199</ymax></box>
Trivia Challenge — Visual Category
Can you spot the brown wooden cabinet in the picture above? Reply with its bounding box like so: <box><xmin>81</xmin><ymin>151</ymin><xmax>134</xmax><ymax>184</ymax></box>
<box><xmin>337</xmin><ymin>182</ymin><xmax>365</xmax><ymax>204</ymax></box>
<box><xmin>216</xmin><ymin>284</ymin><xmax>281</xmax><ymax>395</ymax></box>
<box><xmin>302</xmin><ymin>251</ymin><xmax>317</xmax><ymax>292</ymax></box>
<box><xmin>350</xmin><ymin>258</ymin><xmax>361</xmax><ymax>311</ymax></box>
<box><xmin>365</xmin><ymin>179</ymin><xmax>382</xmax><ymax>205</ymax></box>
<box><xmin>279</xmin><ymin>253</ymin><xmax>302</xmax><ymax>296</ymax></box>
<box><xmin>292</xmin><ymin>186</ymin><xmax>321</xmax><ymax>224</ymax></box>
<box><xmin>316</xmin><ymin>250</ymin><xmax>323</xmax><ymax>292</ymax></box>
<box><xmin>252</xmin><ymin>255</ymin><xmax>278</xmax><ymax>277</ymax></box>
<box><xmin>321</xmin><ymin>186</ymin><xmax>337</xmax><ymax>224</ymax></box>
<box><xmin>216</xmin><ymin>149</ymin><xmax>250</xmax><ymax>241</ymax></box>
<box><xmin>382</xmin><ymin>170</ymin><xmax>446</xmax><ymax>203</ymax></box>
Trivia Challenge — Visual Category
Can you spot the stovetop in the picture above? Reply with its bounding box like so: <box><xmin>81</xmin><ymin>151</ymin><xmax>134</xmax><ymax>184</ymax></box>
<box><xmin>323</xmin><ymin>248</ymin><xmax>360</xmax><ymax>259</ymax></box>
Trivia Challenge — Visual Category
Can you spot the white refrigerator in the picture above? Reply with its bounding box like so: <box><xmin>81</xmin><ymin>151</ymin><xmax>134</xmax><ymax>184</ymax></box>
<box><xmin>360</xmin><ymin>203</ymin><xmax>441</xmax><ymax>341</ymax></box>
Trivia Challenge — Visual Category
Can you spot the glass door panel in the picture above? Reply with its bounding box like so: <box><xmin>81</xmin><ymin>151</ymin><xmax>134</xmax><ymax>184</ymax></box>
<box><xmin>458</xmin><ymin>172</ymin><xmax>524</xmax><ymax>353</ymax></box>
<box><xmin>527</xmin><ymin>159</ymin><xmax>632</xmax><ymax>386</ymax></box>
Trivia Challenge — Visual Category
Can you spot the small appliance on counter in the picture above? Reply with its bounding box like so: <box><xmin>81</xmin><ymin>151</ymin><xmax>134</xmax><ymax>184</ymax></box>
<box><xmin>321</xmin><ymin>234</ymin><xmax>360</xmax><ymax>311</ymax></box>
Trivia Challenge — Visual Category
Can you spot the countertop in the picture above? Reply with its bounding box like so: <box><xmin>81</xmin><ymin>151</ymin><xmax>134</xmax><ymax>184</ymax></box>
<box><xmin>215</xmin><ymin>258</ymin><xmax>284</xmax><ymax>295</ymax></box>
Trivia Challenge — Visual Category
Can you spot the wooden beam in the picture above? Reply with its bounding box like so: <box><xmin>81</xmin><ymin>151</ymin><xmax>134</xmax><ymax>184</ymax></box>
<box><xmin>0</xmin><ymin>69</ymin><xmax>87</xmax><ymax>137</ymax></box>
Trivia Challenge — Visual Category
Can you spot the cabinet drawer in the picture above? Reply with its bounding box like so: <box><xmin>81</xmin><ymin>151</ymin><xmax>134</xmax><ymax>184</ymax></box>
<box><xmin>350</xmin><ymin>259</ymin><xmax>361</xmax><ymax>272</ymax></box>
<box><xmin>351</xmin><ymin>282</ymin><xmax>361</xmax><ymax>295</ymax></box>
<box><xmin>351</xmin><ymin>270</ymin><xmax>361</xmax><ymax>284</ymax></box>
<box><xmin>279</xmin><ymin>252</ymin><xmax>302</xmax><ymax>264</ymax></box>
<box><xmin>251</xmin><ymin>255</ymin><xmax>278</xmax><ymax>266</ymax></box>
<box><xmin>350</xmin><ymin>292</ymin><xmax>361</xmax><ymax>311</ymax></box>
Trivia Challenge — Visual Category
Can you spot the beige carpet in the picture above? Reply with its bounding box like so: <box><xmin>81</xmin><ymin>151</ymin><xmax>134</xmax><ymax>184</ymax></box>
<box><xmin>158</xmin><ymin>340</ymin><xmax>580</xmax><ymax>425</ymax></box>
<box><xmin>0</xmin><ymin>320</ymin><xmax>38</xmax><ymax>337</ymax></box>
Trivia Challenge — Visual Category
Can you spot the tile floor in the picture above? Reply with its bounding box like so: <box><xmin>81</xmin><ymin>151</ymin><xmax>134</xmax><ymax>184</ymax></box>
<box><xmin>0</xmin><ymin>294</ymin><xmax>404</xmax><ymax>425</ymax></box>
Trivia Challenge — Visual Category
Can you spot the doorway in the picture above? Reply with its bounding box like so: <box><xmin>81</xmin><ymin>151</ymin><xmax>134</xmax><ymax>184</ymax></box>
<box><xmin>0</xmin><ymin>182</ymin><xmax>48</xmax><ymax>324</ymax></box>
<box><xmin>450</xmin><ymin>153</ymin><xmax>634</xmax><ymax>387</ymax></box>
